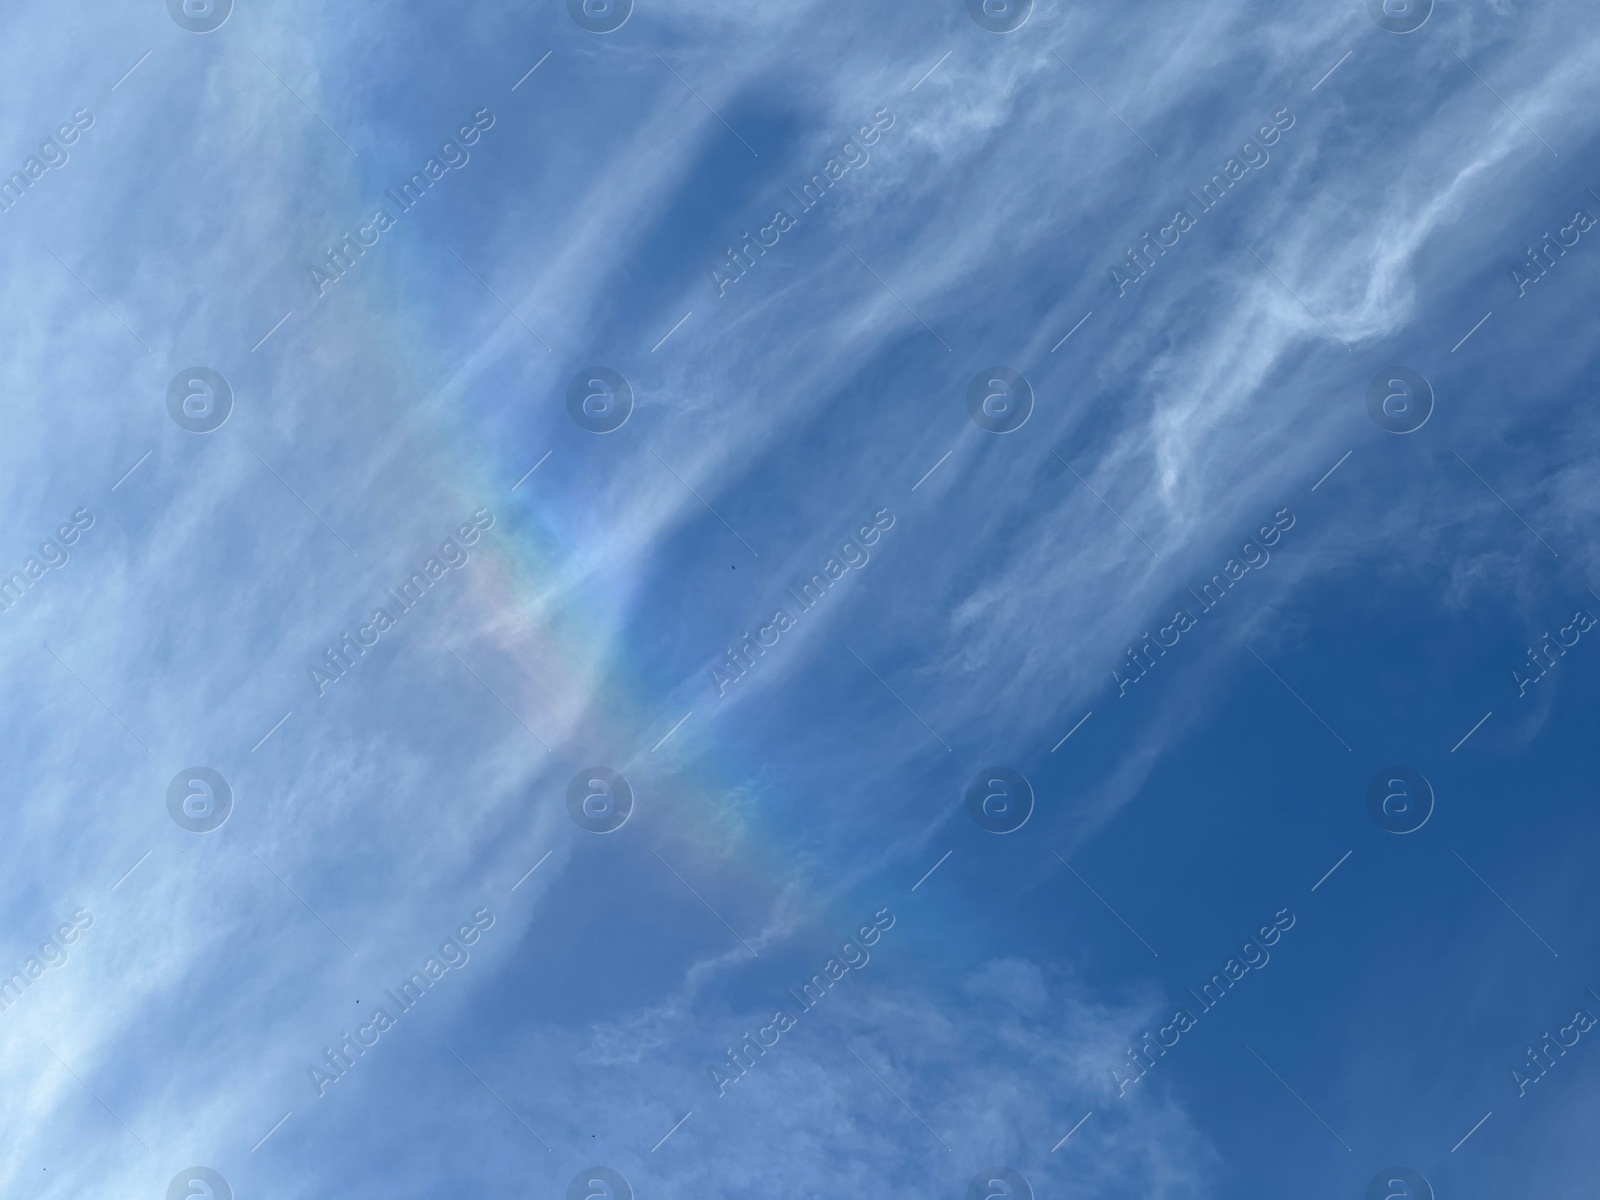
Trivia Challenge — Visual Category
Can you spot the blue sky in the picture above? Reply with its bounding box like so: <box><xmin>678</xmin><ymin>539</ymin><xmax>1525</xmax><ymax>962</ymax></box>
<box><xmin>2</xmin><ymin>0</ymin><xmax>1598</xmax><ymax>1196</ymax></box>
